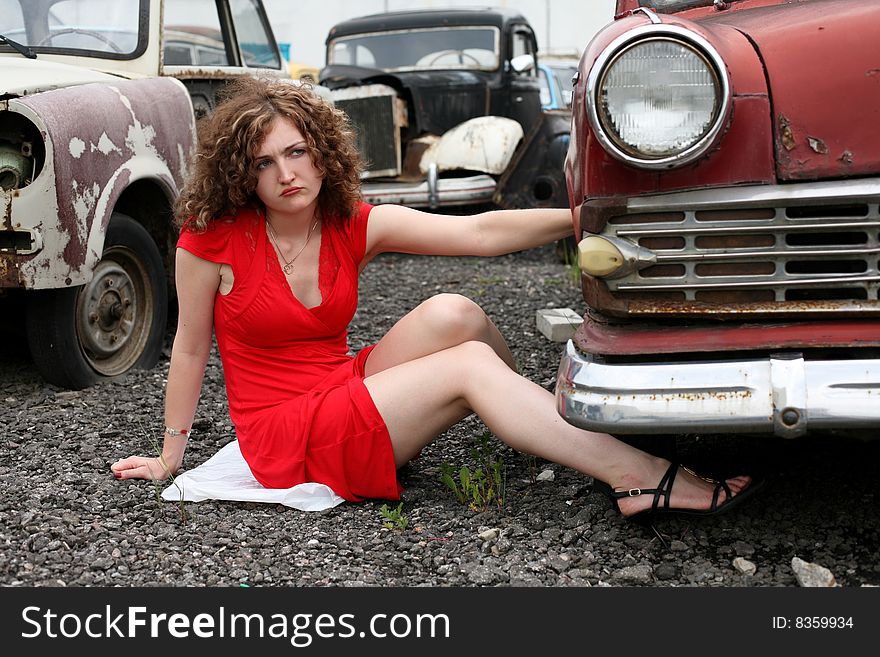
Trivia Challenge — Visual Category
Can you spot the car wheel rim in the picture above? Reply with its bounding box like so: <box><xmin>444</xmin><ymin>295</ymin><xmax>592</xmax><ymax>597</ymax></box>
<box><xmin>75</xmin><ymin>246</ymin><xmax>153</xmax><ymax>376</ymax></box>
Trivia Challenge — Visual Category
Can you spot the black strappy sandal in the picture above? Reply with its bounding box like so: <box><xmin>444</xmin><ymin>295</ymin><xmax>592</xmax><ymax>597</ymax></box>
<box><xmin>607</xmin><ymin>462</ymin><xmax>764</xmax><ymax>519</ymax></box>
<box><xmin>595</xmin><ymin>463</ymin><xmax>765</xmax><ymax>547</ymax></box>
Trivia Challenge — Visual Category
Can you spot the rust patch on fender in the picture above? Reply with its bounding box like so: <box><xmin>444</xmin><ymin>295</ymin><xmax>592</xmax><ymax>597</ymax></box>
<box><xmin>807</xmin><ymin>136</ymin><xmax>828</xmax><ymax>154</ymax></box>
<box><xmin>1</xmin><ymin>193</ymin><xmax>12</xmax><ymax>230</ymax></box>
<box><xmin>778</xmin><ymin>114</ymin><xmax>796</xmax><ymax>151</ymax></box>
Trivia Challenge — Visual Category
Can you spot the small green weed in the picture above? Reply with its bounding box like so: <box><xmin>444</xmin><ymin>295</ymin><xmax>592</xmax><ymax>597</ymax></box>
<box><xmin>524</xmin><ymin>454</ymin><xmax>539</xmax><ymax>485</ymax></box>
<box><xmin>469</xmin><ymin>273</ymin><xmax>506</xmax><ymax>297</ymax></box>
<box><xmin>476</xmin><ymin>275</ymin><xmax>505</xmax><ymax>286</ymax></box>
<box><xmin>562</xmin><ymin>247</ymin><xmax>581</xmax><ymax>286</ymax></box>
<box><xmin>379</xmin><ymin>502</ymin><xmax>408</xmax><ymax>530</ymax></box>
<box><xmin>440</xmin><ymin>431</ymin><xmax>506</xmax><ymax>511</ymax></box>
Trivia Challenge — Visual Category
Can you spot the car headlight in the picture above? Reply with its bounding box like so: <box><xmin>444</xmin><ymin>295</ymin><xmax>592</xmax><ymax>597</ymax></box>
<box><xmin>587</xmin><ymin>25</ymin><xmax>730</xmax><ymax>169</ymax></box>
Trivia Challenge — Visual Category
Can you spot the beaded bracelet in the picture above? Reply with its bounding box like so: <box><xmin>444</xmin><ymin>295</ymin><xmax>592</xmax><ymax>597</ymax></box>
<box><xmin>164</xmin><ymin>427</ymin><xmax>193</xmax><ymax>437</ymax></box>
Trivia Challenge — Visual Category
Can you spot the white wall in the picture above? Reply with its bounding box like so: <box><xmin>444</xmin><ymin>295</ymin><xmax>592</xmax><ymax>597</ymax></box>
<box><xmin>263</xmin><ymin>0</ymin><xmax>617</xmax><ymax>68</ymax></box>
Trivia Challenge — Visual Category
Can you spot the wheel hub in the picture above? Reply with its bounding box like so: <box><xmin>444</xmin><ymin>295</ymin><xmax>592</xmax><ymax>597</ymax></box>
<box><xmin>78</xmin><ymin>261</ymin><xmax>136</xmax><ymax>358</ymax></box>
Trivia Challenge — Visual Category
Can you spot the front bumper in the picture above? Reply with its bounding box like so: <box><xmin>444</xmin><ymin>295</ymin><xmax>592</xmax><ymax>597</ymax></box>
<box><xmin>556</xmin><ymin>340</ymin><xmax>880</xmax><ymax>438</ymax></box>
<box><xmin>361</xmin><ymin>173</ymin><xmax>496</xmax><ymax>209</ymax></box>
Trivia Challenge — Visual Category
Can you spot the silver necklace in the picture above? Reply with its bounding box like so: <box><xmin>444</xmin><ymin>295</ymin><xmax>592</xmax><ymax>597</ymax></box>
<box><xmin>266</xmin><ymin>216</ymin><xmax>319</xmax><ymax>275</ymax></box>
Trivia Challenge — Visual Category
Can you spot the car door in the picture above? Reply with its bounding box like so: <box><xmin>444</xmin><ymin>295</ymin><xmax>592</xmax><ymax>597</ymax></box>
<box><xmin>504</xmin><ymin>24</ymin><xmax>541</xmax><ymax>132</ymax></box>
<box><xmin>160</xmin><ymin>0</ymin><xmax>286</xmax><ymax>119</ymax></box>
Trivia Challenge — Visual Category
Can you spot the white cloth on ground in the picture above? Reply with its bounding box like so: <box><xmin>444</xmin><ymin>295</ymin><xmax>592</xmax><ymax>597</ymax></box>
<box><xmin>160</xmin><ymin>440</ymin><xmax>344</xmax><ymax>511</ymax></box>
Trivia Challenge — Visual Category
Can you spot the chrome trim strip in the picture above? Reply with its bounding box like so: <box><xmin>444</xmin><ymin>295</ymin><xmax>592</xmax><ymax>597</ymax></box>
<box><xmin>625</xmin><ymin>178</ymin><xmax>880</xmax><ymax>212</ymax></box>
<box><xmin>556</xmin><ymin>341</ymin><xmax>880</xmax><ymax>438</ymax></box>
<box><xmin>619</xmin><ymin>275</ymin><xmax>880</xmax><ymax>292</ymax></box>
<box><xmin>657</xmin><ymin>248</ymin><xmax>880</xmax><ymax>262</ymax></box>
<box><xmin>427</xmin><ymin>162</ymin><xmax>439</xmax><ymax>210</ymax></box>
<box><xmin>615</xmin><ymin>221</ymin><xmax>879</xmax><ymax>237</ymax></box>
<box><xmin>633</xmin><ymin>8</ymin><xmax>662</xmax><ymax>24</ymax></box>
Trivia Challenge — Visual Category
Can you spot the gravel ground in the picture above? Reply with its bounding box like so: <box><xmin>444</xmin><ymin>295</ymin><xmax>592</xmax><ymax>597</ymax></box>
<box><xmin>1</xmin><ymin>244</ymin><xmax>878</xmax><ymax>588</ymax></box>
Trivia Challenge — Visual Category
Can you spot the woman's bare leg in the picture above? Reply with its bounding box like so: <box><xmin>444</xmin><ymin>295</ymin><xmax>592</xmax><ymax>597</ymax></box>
<box><xmin>364</xmin><ymin>293</ymin><xmax>515</xmax><ymax>376</ymax></box>
<box><xmin>363</xmin><ymin>340</ymin><xmax>752</xmax><ymax>517</ymax></box>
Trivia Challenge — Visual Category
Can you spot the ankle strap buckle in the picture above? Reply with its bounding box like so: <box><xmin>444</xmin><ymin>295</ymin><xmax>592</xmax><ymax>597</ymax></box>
<box><xmin>627</xmin><ymin>488</ymin><xmax>641</xmax><ymax>497</ymax></box>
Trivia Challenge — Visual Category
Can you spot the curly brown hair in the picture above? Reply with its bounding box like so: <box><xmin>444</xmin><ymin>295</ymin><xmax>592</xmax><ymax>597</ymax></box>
<box><xmin>176</xmin><ymin>76</ymin><xmax>363</xmax><ymax>232</ymax></box>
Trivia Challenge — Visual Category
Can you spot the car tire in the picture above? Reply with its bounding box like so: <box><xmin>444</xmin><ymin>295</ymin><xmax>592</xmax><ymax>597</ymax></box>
<box><xmin>26</xmin><ymin>212</ymin><xmax>168</xmax><ymax>390</ymax></box>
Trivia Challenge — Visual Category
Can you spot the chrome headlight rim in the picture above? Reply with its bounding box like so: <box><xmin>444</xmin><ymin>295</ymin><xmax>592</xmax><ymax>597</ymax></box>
<box><xmin>586</xmin><ymin>24</ymin><xmax>731</xmax><ymax>170</ymax></box>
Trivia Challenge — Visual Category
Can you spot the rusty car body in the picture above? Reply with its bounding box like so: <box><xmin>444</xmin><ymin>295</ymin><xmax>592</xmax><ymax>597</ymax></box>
<box><xmin>319</xmin><ymin>7</ymin><xmax>572</xmax><ymax>213</ymax></box>
<box><xmin>557</xmin><ymin>0</ymin><xmax>880</xmax><ymax>438</ymax></box>
<box><xmin>0</xmin><ymin>0</ymin><xmax>287</xmax><ymax>389</ymax></box>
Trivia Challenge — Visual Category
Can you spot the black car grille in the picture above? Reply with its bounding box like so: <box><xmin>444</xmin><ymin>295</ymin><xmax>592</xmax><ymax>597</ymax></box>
<box><xmin>334</xmin><ymin>94</ymin><xmax>399</xmax><ymax>178</ymax></box>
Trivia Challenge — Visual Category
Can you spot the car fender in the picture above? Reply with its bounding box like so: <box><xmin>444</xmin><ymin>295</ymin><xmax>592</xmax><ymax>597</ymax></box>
<box><xmin>495</xmin><ymin>110</ymin><xmax>571</xmax><ymax>209</ymax></box>
<box><xmin>6</xmin><ymin>76</ymin><xmax>195</xmax><ymax>289</ymax></box>
<box><xmin>419</xmin><ymin>116</ymin><xmax>523</xmax><ymax>176</ymax></box>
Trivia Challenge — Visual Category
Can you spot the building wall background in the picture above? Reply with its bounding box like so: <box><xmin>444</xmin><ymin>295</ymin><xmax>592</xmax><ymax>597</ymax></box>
<box><xmin>263</xmin><ymin>0</ymin><xmax>617</xmax><ymax>69</ymax></box>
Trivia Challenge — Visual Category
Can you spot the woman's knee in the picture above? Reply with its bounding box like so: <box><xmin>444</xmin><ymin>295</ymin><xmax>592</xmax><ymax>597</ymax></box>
<box><xmin>423</xmin><ymin>340</ymin><xmax>508</xmax><ymax>401</ymax></box>
<box><xmin>418</xmin><ymin>293</ymin><xmax>488</xmax><ymax>341</ymax></box>
<box><xmin>450</xmin><ymin>339</ymin><xmax>504</xmax><ymax>371</ymax></box>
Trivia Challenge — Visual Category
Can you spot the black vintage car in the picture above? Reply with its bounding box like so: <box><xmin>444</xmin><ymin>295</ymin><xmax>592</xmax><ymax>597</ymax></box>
<box><xmin>319</xmin><ymin>7</ymin><xmax>570</xmax><ymax>213</ymax></box>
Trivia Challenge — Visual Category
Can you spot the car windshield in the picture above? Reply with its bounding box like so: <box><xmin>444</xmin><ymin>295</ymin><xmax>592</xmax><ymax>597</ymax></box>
<box><xmin>0</xmin><ymin>0</ymin><xmax>143</xmax><ymax>57</ymax></box>
<box><xmin>638</xmin><ymin>0</ymin><xmax>744</xmax><ymax>11</ymax></box>
<box><xmin>327</xmin><ymin>26</ymin><xmax>500</xmax><ymax>72</ymax></box>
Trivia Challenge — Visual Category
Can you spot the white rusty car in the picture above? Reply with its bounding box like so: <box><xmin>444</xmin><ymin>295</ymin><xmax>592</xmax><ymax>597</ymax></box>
<box><xmin>0</xmin><ymin>0</ymin><xmax>287</xmax><ymax>388</ymax></box>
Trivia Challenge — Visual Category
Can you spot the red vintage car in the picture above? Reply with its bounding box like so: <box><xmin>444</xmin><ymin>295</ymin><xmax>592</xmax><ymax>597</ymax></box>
<box><xmin>558</xmin><ymin>0</ymin><xmax>879</xmax><ymax>438</ymax></box>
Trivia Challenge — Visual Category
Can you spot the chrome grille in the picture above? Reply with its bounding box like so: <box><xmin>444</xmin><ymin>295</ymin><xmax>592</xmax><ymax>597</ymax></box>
<box><xmin>598</xmin><ymin>179</ymin><xmax>880</xmax><ymax>312</ymax></box>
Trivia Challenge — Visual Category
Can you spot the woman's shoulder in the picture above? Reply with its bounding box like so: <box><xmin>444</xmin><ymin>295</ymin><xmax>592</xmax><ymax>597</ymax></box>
<box><xmin>178</xmin><ymin>208</ymin><xmax>261</xmax><ymax>257</ymax></box>
<box><xmin>330</xmin><ymin>201</ymin><xmax>373</xmax><ymax>264</ymax></box>
<box><xmin>324</xmin><ymin>201</ymin><xmax>367</xmax><ymax>237</ymax></box>
<box><xmin>181</xmin><ymin>208</ymin><xmax>259</xmax><ymax>238</ymax></box>
<box><xmin>338</xmin><ymin>201</ymin><xmax>373</xmax><ymax>233</ymax></box>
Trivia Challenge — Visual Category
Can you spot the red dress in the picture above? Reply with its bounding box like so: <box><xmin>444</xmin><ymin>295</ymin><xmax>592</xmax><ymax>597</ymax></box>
<box><xmin>176</xmin><ymin>202</ymin><xmax>401</xmax><ymax>501</ymax></box>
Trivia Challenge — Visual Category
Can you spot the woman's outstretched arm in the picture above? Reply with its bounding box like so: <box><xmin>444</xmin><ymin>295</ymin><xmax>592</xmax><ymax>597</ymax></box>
<box><xmin>363</xmin><ymin>204</ymin><xmax>574</xmax><ymax>264</ymax></box>
<box><xmin>111</xmin><ymin>248</ymin><xmax>219</xmax><ymax>480</ymax></box>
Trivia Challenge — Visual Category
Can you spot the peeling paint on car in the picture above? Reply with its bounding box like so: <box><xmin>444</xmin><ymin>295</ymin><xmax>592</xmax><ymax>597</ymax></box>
<box><xmin>6</xmin><ymin>76</ymin><xmax>194</xmax><ymax>289</ymax></box>
<box><xmin>778</xmin><ymin>114</ymin><xmax>796</xmax><ymax>151</ymax></box>
<box><xmin>807</xmin><ymin>136</ymin><xmax>828</xmax><ymax>154</ymax></box>
<box><xmin>1</xmin><ymin>193</ymin><xmax>11</xmax><ymax>231</ymax></box>
<box><xmin>72</xmin><ymin>180</ymin><xmax>100</xmax><ymax>226</ymax></box>
<box><xmin>420</xmin><ymin>116</ymin><xmax>523</xmax><ymax>176</ymax></box>
<box><xmin>176</xmin><ymin>143</ymin><xmax>189</xmax><ymax>182</ymax></box>
<box><xmin>69</xmin><ymin>137</ymin><xmax>86</xmax><ymax>158</ymax></box>
<box><xmin>97</xmin><ymin>133</ymin><xmax>122</xmax><ymax>156</ymax></box>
